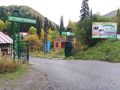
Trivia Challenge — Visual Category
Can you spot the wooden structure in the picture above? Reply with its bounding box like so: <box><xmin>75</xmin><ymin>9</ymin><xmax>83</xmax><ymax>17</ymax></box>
<box><xmin>54</xmin><ymin>38</ymin><xmax>66</xmax><ymax>50</ymax></box>
<box><xmin>0</xmin><ymin>32</ymin><xmax>13</xmax><ymax>56</ymax></box>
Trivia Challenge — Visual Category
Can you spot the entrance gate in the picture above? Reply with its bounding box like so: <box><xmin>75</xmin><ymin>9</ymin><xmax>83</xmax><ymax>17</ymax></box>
<box><xmin>8</xmin><ymin>10</ymin><xmax>36</xmax><ymax>61</ymax></box>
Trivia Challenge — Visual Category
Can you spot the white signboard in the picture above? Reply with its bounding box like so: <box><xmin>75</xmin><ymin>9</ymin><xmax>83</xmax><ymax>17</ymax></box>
<box><xmin>92</xmin><ymin>22</ymin><xmax>117</xmax><ymax>39</ymax></box>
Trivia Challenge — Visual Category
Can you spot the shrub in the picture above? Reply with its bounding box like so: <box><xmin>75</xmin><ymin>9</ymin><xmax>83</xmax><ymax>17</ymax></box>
<box><xmin>0</xmin><ymin>57</ymin><xmax>22</xmax><ymax>73</ymax></box>
<box><xmin>74</xmin><ymin>40</ymin><xmax>120</xmax><ymax>62</ymax></box>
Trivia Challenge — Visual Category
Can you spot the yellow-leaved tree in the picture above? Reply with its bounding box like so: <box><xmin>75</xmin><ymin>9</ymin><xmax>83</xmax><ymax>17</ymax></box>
<box><xmin>26</xmin><ymin>26</ymin><xmax>41</xmax><ymax>51</ymax></box>
<box><xmin>0</xmin><ymin>20</ymin><xmax>5</xmax><ymax>31</ymax></box>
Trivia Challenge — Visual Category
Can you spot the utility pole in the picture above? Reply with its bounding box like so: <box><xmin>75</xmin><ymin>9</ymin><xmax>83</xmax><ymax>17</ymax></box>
<box><xmin>44</xmin><ymin>17</ymin><xmax>48</xmax><ymax>54</ymax></box>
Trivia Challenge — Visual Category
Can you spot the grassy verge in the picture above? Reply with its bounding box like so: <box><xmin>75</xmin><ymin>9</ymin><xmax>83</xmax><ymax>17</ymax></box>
<box><xmin>74</xmin><ymin>39</ymin><xmax>120</xmax><ymax>62</ymax></box>
<box><xmin>31</xmin><ymin>49</ymin><xmax>65</xmax><ymax>59</ymax></box>
<box><xmin>0</xmin><ymin>63</ymin><xmax>29</xmax><ymax>80</ymax></box>
<box><xmin>0</xmin><ymin>56</ymin><xmax>29</xmax><ymax>80</ymax></box>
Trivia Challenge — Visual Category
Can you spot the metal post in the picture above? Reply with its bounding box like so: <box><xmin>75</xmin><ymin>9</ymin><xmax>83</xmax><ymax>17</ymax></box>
<box><xmin>17</xmin><ymin>23</ymin><xmax>21</xmax><ymax>59</ymax></box>
<box><xmin>13</xmin><ymin>9</ymin><xmax>21</xmax><ymax>59</ymax></box>
<box><xmin>12</xmin><ymin>22</ymin><xmax>16</xmax><ymax>59</ymax></box>
<box><xmin>27</xmin><ymin>42</ymin><xmax>29</xmax><ymax>62</ymax></box>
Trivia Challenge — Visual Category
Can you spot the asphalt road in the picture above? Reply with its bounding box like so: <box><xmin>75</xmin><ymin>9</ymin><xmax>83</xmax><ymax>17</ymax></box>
<box><xmin>30</xmin><ymin>57</ymin><xmax>120</xmax><ymax>90</ymax></box>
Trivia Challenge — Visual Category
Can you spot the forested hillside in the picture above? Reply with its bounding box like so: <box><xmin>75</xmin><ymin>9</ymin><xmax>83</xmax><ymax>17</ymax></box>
<box><xmin>0</xmin><ymin>5</ymin><xmax>59</xmax><ymax>34</ymax></box>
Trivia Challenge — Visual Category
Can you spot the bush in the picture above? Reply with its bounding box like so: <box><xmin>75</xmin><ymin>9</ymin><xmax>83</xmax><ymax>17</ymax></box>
<box><xmin>74</xmin><ymin>39</ymin><xmax>120</xmax><ymax>62</ymax></box>
<box><xmin>0</xmin><ymin>57</ymin><xmax>22</xmax><ymax>73</ymax></box>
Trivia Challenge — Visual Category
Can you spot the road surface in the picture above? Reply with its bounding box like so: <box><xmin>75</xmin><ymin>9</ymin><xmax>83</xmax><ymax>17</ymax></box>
<box><xmin>30</xmin><ymin>57</ymin><xmax>120</xmax><ymax>90</ymax></box>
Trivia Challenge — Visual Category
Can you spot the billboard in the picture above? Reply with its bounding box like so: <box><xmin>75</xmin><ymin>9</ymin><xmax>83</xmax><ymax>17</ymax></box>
<box><xmin>117</xmin><ymin>34</ymin><xmax>120</xmax><ymax>39</ymax></box>
<box><xmin>92</xmin><ymin>22</ymin><xmax>117</xmax><ymax>39</ymax></box>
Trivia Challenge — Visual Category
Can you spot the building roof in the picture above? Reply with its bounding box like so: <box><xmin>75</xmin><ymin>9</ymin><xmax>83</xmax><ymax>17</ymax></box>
<box><xmin>0</xmin><ymin>32</ymin><xmax>13</xmax><ymax>44</ymax></box>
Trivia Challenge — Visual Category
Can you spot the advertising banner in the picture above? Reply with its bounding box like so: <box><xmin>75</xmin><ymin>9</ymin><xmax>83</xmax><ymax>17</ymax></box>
<box><xmin>92</xmin><ymin>22</ymin><xmax>117</xmax><ymax>39</ymax></box>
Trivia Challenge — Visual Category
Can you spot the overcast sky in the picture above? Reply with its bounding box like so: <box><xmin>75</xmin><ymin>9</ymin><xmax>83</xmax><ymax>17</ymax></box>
<box><xmin>0</xmin><ymin>0</ymin><xmax>120</xmax><ymax>26</ymax></box>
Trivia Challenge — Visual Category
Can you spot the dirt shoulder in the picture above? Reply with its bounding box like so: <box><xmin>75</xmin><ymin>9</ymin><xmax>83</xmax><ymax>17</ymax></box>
<box><xmin>0</xmin><ymin>66</ymin><xmax>53</xmax><ymax>90</ymax></box>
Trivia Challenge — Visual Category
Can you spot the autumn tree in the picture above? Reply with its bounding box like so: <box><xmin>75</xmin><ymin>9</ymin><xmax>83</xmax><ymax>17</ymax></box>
<box><xmin>28</xmin><ymin>26</ymin><xmax>37</xmax><ymax>35</ymax></box>
<box><xmin>4</xmin><ymin>20</ymin><xmax>11</xmax><ymax>30</ymax></box>
<box><xmin>0</xmin><ymin>20</ymin><xmax>5</xmax><ymax>31</ymax></box>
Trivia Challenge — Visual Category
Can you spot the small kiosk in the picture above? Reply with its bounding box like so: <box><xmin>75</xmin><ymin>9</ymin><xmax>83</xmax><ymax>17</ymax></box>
<box><xmin>0</xmin><ymin>32</ymin><xmax>13</xmax><ymax>56</ymax></box>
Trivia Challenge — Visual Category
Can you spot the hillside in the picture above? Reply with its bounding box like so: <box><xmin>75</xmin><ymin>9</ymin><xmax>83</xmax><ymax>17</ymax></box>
<box><xmin>104</xmin><ymin>10</ymin><xmax>117</xmax><ymax>17</ymax></box>
<box><xmin>0</xmin><ymin>5</ymin><xmax>59</xmax><ymax>32</ymax></box>
<box><xmin>74</xmin><ymin>39</ymin><xmax>120</xmax><ymax>62</ymax></box>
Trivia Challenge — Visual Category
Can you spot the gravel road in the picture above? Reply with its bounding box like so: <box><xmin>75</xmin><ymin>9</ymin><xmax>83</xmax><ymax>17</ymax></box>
<box><xmin>0</xmin><ymin>64</ymin><xmax>53</xmax><ymax>90</ymax></box>
<box><xmin>30</xmin><ymin>57</ymin><xmax>120</xmax><ymax>90</ymax></box>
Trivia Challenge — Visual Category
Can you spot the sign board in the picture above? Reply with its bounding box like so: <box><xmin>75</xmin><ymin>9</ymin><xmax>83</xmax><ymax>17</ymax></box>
<box><xmin>20</xmin><ymin>32</ymin><xmax>29</xmax><ymax>40</ymax></box>
<box><xmin>92</xmin><ymin>22</ymin><xmax>117</xmax><ymax>39</ymax></box>
<box><xmin>61</xmin><ymin>32</ymin><xmax>67</xmax><ymax>35</ymax></box>
<box><xmin>61</xmin><ymin>32</ymin><xmax>74</xmax><ymax>36</ymax></box>
<box><xmin>117</xmin><ymin>34</ymin><xmax>120</xmax><ymax>39</ymax></box>
<box><xmin>8</xmin><ymin>16</ymin><xmax>36</xmax><ymax>24</ymax></box>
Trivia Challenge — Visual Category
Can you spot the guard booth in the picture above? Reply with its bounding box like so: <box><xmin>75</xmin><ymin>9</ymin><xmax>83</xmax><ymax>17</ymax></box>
<box><xmin>21</xmin><ymin>41</ymin><xmax>29</xmax><ymax>62</ymax></box>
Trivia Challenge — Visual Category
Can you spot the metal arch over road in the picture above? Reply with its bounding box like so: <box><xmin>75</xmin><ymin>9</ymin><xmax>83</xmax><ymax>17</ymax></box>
<box><xmin>8</xmin><ymin>16</ymin><xmax>36</xmax><ymax>24</ymax></box>
<box><xmin>8</xmin><ymin>15</ymin><xmax>36</xmax><ymax>60</ymax></box>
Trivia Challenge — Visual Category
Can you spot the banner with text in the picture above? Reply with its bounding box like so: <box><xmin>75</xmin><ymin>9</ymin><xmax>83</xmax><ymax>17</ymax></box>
<box><xmin>92</xmin><ymin>22</ymin><xmax>117</xmax><ymax>39</ymax></box>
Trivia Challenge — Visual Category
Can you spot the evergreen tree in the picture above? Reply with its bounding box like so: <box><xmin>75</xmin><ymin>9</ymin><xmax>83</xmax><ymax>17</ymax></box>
<box><xmin>59</xmin><ymin>16</ymin><xmax>65</xmax><ymax>35</ymax></box>
<box><xmin>90</xmin><ymin>9</ymin><xmax>92</xmax><ymax>18</ymax></box>
<box><xmin>36</xmin><ymin>17</ymin><xmax>42</xmax><ymax>38</ymax></box>
<box><xmin>80</xmin><ymin>0</ymin><xmax>89</xmax><ymax>20</ymax></box>
<box><xmin>117</xmin><ymin>8</ymin><xmax>120</xmax><ymax>16</ymax></box>
<box><xmin>116</xmin><ymin>8</ymin><xmax>120</xmax><ymax>33</ymax></box>
<box><xmin>68</xmin><ymin>19</ymin><xmax>77</xmax><ymax>33</ymax></box>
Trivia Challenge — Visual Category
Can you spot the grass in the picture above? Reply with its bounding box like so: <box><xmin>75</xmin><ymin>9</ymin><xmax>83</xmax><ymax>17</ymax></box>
<box><xmin>0</xmin><ymin>55</ymin><xmax>29</xmax><ymax>80</ymax></box>
<box><xmin>74</xmin><ymin>39</ymin><xmax>120</xmax><ymax>62</ymax></box>
<box><xmin>0</xmin><ymin>64</ymin><xmax>29</xmax><ymax>80</ymax></box>
<box><xmin>31</xmin><ymin>49</ymin><xmax>65</xmax><ymax>59</ymax></box>
<box><xmin>64</xmin><ymin>56</ymin><xmax>74</xmax><ymax>60</ymax></box>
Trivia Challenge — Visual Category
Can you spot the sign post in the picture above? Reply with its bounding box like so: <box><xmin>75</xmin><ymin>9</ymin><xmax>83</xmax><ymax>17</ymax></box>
<box><xmin>61</xmin><ymin>28</ymin><xmax>74</xmax><ymax>57</ymax></box>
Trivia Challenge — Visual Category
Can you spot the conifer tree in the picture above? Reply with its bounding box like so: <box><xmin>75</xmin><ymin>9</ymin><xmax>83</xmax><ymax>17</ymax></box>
<box><xmin>59</xmin><ymin>16</ymin><xmax>65</xmax><ymax>35</ymax></box>
<box><xmin>80</xmin><ymin>0</ymin><xmax>89</xmax><ymax>20</ymax></box>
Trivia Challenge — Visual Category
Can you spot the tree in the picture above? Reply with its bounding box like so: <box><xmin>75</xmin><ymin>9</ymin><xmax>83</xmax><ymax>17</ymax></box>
<box><xmin>28</xmin><ymin>26</ymin><xmax>37</xmax><ymax>35</ymax></box>
<box><xmin>0</xmin><ymin>20</ymin><xmax>5</xmax><ymax>31</ymax></box>
<box><xmin>67</xmin><ymin>19</ymin><xmax>77</xmax><ymax>33</ymax></box>
<box><xmin>116</xmin><ymin>8</ymin><xmax>120</xmax><ymax>33</ymax></box>
<box><xmin>76</xmin><ymin>15</ymin><xmax>111</xmax><ymax>47</ymax></box>
<box><xmin>25</xmin><ymin>34</ymin><xmax>41</xmax><ymax>51</ymax></box>
<box><xmin>80</xmin><ymin>0</ymin><xmax>89</xmax><ymax>20</ymax></box>
<box><xmin>4</xmin><ymin>20</ymin><xmax>11</xmax><ymax>30</ymax></box>
<box><xmin>48</xmin><ymin>29</ymin><xmax>53</xmax><ymax>42</ymax></box>
<box><xmin>36</xmin><ymin>17</ymin><xmax>42</xmax><ymax>38</ymax></box>
<box><xmin>59</xmin><ymin>16</ymin><xmax>65</xmax><ymax>34</ymax></box>
<box><xmin>90</xmin><ymin>9</ymin><xmax>92</xmax><ymax>18</ymax></box>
